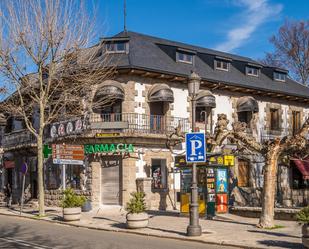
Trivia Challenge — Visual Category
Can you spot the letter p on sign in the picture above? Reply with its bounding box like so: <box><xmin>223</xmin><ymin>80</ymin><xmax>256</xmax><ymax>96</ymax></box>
<box><xmin>185</xmin><ymin>132</ymin><xmax>206</xmax><ymax>163</ymax></box>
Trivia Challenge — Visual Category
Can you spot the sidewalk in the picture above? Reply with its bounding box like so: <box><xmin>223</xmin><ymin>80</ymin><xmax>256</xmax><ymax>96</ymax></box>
<box><xmin>0</xmin><ymin>205</ymin><xmax>305</xmax><ymax>249</ymax></box>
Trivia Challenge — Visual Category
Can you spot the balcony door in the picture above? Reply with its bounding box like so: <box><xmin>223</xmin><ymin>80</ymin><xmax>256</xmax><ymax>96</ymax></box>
<box><xmin>150</xmin><ymin>102</ymin><xmax>167</xmax><ymax>132</ymax></box>
<box><xmin>100</xmin><ymin>100</ymin><xmax>122</xmax><ymax>122</ymax></box>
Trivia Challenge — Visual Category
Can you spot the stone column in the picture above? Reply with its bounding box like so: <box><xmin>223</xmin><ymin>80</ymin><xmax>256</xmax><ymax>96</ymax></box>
<box><xmin>122</xmin><ymin>157</ymin><xmax>137</xmax><ymax>206</ymax></box>
<box><xmin>90</xmin><ymin>162</ymin><xmax>101</xmax><ymax>208</ymax></box>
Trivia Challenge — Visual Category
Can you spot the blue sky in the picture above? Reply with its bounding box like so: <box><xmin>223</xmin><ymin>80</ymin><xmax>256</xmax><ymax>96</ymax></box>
<box><xmin>95</xmin><ymin>0</ymin><xmax>309</xmax><ymax>60</ymax></box>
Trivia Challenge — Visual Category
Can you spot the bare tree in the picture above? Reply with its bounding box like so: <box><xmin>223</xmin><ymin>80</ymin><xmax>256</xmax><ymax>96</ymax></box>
<box><xmin>262</xmin><ymin>20</ymin><xmax>309</xmax><ymax>85</ymax></box>
<box><xmin>211</xmin><ymin>114</ymin><xmax>309</xmax><ymax>228</ymax></box>
<box><xmin>0</xmin><ymin>0</ymin><xmax>115</xmax><ymax>216</ymax></box>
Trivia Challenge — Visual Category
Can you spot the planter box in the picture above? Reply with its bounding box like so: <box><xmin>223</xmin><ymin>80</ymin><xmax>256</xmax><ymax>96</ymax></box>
<box><xmin>303</xmin><ymin>224</ymin><xmax>309</xmax><ymax>248</ymax></box>
<box><xmin>126</xmin><ymin>213</ymin><xmax>149</xmax><ymax>229</ymax></box>
<box><xmin>63</xmin><ymin>207</ymin><xmax>81</xmax><ymax>221</ymax></box>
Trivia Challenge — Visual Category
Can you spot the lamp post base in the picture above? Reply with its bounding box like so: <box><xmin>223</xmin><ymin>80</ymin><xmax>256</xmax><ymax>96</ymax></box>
<box><xmin>186</xmin><ymin>225</ymin><xmax>202</xmax><ymax>236</ymax></box>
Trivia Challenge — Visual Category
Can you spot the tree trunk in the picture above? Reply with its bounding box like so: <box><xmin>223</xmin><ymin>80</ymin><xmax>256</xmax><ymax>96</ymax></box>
<box><xmin>37</xmin><ymin>100</ymin><xmax>45</xmax><ymax>216</ymax></box>
<box><xmin>258</xmin><ymin>144</ymin><xmax>281</xmax><ymax>228</ymax></box>
<box><xmin>37</xmin><ymin>131</ymin><xmax>45</xmax><ymax>216</ymax></box>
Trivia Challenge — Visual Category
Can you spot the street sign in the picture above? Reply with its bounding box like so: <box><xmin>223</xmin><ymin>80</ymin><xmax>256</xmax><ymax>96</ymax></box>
<box><xmin>21</xmin><ymin>163</ymin><xmax>28</xmax><ymax>175</ymax></box>
<box><xmin>52</xmin><ymin>144</ymin><xmax>84</xmax><ymax>165</ymax></box>
<box><xmin>52</xmin><ymin>158</ymin><xmax>84</xmax><ymax>165</ymax></box>
<box><xmin>185</xmin><ymin>132</ymin><xmax>206</xmax><ymax>163</ymax></box>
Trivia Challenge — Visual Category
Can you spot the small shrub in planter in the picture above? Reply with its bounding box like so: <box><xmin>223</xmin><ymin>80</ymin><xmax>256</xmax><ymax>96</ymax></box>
<box><xmin>125</xmin><ymin>192</ymin><xmax>148</xmax><ymax>229</ymax></box>
<box><xmin>61</xmin><ymin>188</ymin><xmax>86</xmax><ymax>222</ymax></box>
<box><xmin>297</xmin><ymin>206</ymin><xmax>309</xmax><ymax>248</ymax></box>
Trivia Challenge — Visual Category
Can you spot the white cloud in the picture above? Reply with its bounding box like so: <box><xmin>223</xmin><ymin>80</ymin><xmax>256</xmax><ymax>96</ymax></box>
<box><xmin>215</xmin><ymin>0</ymin><xmax>282</xmax><ymax>52</ymax></box>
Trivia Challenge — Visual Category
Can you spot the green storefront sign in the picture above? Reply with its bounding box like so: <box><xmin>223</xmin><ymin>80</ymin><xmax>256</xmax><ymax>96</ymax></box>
<box><xmin>84</xmin><ymin>143</ymin><xmax>134</xmax><ymax>154</ymax></box>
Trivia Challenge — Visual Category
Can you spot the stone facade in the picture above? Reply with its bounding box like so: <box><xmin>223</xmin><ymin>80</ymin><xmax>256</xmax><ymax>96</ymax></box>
<box><xmin>1</xmin><ymin>74</ymin><xmax>308</xmax><ymax>211</ymax></box>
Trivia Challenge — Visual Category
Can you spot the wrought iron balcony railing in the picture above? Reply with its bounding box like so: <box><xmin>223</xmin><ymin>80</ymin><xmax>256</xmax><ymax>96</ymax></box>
<box><xmin>260</xmin><ymin>128</ymin><xmax>290</xmax><ymax>142</ymax></box>
<box><xmin>89</xmin><ymin>113</ymin><xmax>190</xmax><ymax>135</ymax></box>
<box><xmin>2</xmin><ymin>129</ymin><xmax>37</xmax><ymax>148</ymax></box>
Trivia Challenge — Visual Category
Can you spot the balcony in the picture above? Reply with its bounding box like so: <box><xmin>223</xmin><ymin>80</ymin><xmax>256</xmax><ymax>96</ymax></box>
<box><xmin>89</xmin><ymin>113</ymin><xmax>190</xmax><ymax>135</ymax></box>
<box><xmin>2</xmin><ymin>129</ymin><xmax>37</xmax><ymax>148</ymax></box>
<box><xmin>260</xmin><ymin>128</ymin><xmax>290</xmax><ymax>142</ymax></box>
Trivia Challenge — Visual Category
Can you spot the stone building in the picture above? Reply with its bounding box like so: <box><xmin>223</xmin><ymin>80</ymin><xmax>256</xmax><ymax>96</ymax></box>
<box><xmin>0</xmin><ymin>31</ymin><xmax>308</xmax><ymax>209</ymax></box>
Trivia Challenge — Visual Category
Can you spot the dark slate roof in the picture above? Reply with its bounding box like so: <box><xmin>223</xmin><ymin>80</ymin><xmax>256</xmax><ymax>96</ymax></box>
<box><xmin>102</xmin><ymin>31</ymin><xmax>309</xmax><ymax>99</ymax></box>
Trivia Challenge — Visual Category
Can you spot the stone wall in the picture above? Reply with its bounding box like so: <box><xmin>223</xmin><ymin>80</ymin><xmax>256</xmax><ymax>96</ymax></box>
<box><xmin>44</xmin><ymin>189</ymin><xmax>91</xmax><ymax>207</ymax></box>
<box><xmin>141</xmin><ymin>150</ymin><xmax>176</xmax><ymax>210</ymax></box>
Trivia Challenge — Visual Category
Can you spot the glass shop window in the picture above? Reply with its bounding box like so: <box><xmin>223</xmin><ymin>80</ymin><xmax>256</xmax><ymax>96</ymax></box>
<box><xmin>66</xmin><ymin>165</ymin><xmax>83</xmax><ymax>190</ymax></box>
<box><xmin>46</xmin><ymin>165</ymin><xmax>61</xmax><ymax>190</ymax></box>
<box><xmin>151</xmin><ymin>159</ymin><xmax>167</xmax><ymax>190</ymax></box>
<box><xmin>292</xmin><ymin>166</ymin><xmax>309</xmax><ymax>189</ymax></box>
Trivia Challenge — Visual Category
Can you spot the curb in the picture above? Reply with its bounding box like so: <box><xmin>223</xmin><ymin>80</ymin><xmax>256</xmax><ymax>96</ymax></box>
<box><xmin>0</xmin><ymin>210</ymin><xmax>271</xmax><ymax>249</ymax></box>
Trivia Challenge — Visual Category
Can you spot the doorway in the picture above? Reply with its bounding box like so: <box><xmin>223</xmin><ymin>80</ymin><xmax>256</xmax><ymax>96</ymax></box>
<box><xmin>101</xmin><ymin>156</ymin><xmax>122</xmax><ymax>205</ymax></box>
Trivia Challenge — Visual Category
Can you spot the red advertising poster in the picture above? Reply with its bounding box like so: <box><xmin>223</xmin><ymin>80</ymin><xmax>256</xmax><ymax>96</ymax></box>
<box><xmin>4</xmin><ymin>161</ymin><xmax>15</xmax><ymax>169</ymax></box>
<box><xmin>216</xmin><ymin>193</ymin><xmax>228</xmax><ymax>213</ymax></box>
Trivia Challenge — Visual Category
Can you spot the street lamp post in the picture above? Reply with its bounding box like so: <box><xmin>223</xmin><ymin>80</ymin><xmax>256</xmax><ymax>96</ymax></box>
<box><xmin>187</xmin><ymin>71</ymin><xmax>202</xmax><ymax>237</ymax></box>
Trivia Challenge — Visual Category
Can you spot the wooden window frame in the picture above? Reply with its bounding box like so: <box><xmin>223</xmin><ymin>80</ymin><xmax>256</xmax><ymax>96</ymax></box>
<box><xmin>215</xmin><ymin>60</ymin><xmax>229</xmax><ymax>71</ymax></box>
<box><xmin>176</xmin><ymin>51</ymin><xmax>193</xmax><ymax>64</ymax></box>
<box><xmin>270</xmin><ymin>108</ymin><xmax>280</xmax><ymax>131</ymax></box>
<box><xmin>292</xmin><ymin>111</ymin><xmax>301</xmax><ymax>135</ymax></box>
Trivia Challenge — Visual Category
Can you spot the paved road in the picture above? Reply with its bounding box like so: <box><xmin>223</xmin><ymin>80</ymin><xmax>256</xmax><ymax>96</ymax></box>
<box><xmin>0</xmin><ymin>215</ymin><xmax>241</xmax><ymax>249</ymax></box>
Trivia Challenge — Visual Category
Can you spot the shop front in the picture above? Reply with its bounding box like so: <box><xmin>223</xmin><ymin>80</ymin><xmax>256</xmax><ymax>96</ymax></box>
<box><xmin>44</xmin><ymin>142</ymin><xmax>135</xmax><ymax>207</ymax></box>
<box><xmin>175</xmin><ymin>154</ymin><xmax>233</xmax><ymax>218</ymax></box>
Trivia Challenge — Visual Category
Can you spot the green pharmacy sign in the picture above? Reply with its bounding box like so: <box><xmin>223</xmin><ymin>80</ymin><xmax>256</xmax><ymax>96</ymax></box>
<box><xmin>84</xmin><ymin>143</ymin><xmax>134</xmax><ymax>154</ymax></box>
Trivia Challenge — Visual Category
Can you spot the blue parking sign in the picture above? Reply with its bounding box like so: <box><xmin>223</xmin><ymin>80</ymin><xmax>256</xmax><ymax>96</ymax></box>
<box><xmin>185</xmin><ymin>132</ymin><xmax>206</xmax><ymax>163</ymax></box>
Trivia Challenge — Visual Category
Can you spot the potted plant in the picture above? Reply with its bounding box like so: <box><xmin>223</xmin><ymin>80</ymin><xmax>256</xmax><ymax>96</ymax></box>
<box><xmin>297</xmin><ymin>206</ymin><xmax>309</xmax><ymax>248</ymax></box>
<box><xmin>125</xmin><ymin>191</ymin><xmax>148</xmax><ymax>229</ymax></box>
<box><xmin>61</xmin><ymin>188</ymin><xmax>86</xmax><ymax>221</ymax></box>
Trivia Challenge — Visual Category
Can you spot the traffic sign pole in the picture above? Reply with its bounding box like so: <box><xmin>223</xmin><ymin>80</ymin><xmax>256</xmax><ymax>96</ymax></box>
<box><xmin>186</xmin><ymin>97</ymin><xmax>202</xmax><ymax>237</ymax></box>
<box><xmin>62</xmin><ymin>164</ymin><xmax>66</xmax><ymax>190</ymax></box>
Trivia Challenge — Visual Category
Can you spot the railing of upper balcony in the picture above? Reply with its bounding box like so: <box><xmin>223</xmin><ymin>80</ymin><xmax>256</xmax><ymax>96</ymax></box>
<box><xmin>2</xmin><ymin>129</ymin><xmax>37</xmax><ymax>147</ymax></box>
<box><xmin>260</xmin><ymin>128</ymin><xmax>290</xmax><ymax>142</ymax></box>
<box><xmin>89</xmin><ymin>113</ymin><xmax>190</xmax><ymax>134</ymax></box>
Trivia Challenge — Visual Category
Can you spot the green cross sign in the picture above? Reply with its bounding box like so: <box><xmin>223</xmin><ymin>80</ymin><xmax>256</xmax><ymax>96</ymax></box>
<box><xmin>43</xmin><ymin>145</ymin><xmax>52</xmax><ymax>158</ymax></box>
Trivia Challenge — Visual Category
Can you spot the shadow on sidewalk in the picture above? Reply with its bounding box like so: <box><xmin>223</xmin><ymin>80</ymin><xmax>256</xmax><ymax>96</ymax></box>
<box><xmin>248</xmin><ymin>229</ymin><xmax>301</xmax><ymax>239</ymax></box>
<box><xmin>207</xmin><ymin>217</ymin><xmax>256</xmax><ymax>227</ymax></box>
<box><xmin>94</xmin><ymin>215</ymin><xmax>187</xmax><ymax>236</ymax></box>
<box><xmin>257</xmin><ymin>240</ymin><xmax>304</xmax><ymax>249</ymax></box>
<box><xmin>146</xmin><ymin>226</ymin><xmax>187</xmax><ymax>236</ymax></box>
<box><xmin>93</xmin><ymin>216</ymin><xmax>123</xmax><ymax>223</ymax></box>
<box><xmin>146</xmin><ymin>210</ymin><xmax>180</xmax><ymax>218</ymax></box>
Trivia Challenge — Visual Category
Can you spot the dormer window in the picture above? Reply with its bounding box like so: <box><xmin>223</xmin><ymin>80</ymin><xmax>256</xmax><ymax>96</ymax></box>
<box><xmin>176</xmin><ymin>51</ymin><xmax>193</xmax><ymax>64</ymax></box>
<box><xmin>105</xmin><ymin>41</ymin><xmax>128</xmax><ymax>53</ymax></box>
<box><xmin>246</xmin><ymin>66</ymin><xmax>259</xmax><ymax>77</ymax></box>
<box><xmin>274</xmin><ymin>71</ymin><xmax>286</xmax><ymax>82</ymax></box>
<box><xmin>215</xmin><ymin>60</ymin><xmax>229</xmax><ymax>71</ymax></box>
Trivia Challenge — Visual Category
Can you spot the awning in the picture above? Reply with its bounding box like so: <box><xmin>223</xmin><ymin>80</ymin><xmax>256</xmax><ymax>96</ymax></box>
<box><xmin>292</xmin><ymin>159</ymin><xmax>309</xmax><ymax>180</ymax></box>
<box><xmin>196</xmin><ymin>90</ymin><xmax>216</xmax><ymax>109</ymax></box>
<box><xmin>148</xmin><ymin>84</ymin><xmax>174</xmax><ymax>103</ymax></box>
<box><xmin>94</xmin><ymin>80</ymin><xmax>125</xmax><ymax>100</ymax></box>
<box><xmin>236</xmin><ymin>96</ymin><xmax>259</xmax><ymax>113</ymax></box>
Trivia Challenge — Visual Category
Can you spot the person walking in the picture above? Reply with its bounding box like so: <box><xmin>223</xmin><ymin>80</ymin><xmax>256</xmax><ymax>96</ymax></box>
<box><xmin>5</xmin><ymin>183</ymin><xmax>12</xmax><ymax>207</ymax></box>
